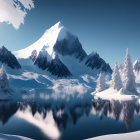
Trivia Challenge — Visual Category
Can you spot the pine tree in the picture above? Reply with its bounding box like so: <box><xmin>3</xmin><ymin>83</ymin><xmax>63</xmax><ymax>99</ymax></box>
<box><xmin>0</xmin><ymin>65</ymin><xmax>10</xmax><ymax>93</ymax></box>
<box><xmin>110</xmin><ymin>62</ymin><xmax>123</xmax><ymax>90</ymax></box>
<box><xmin>123</xmin><ymin>48</ymin><xmax>136</xmax><ymax>92</ymax></box>
<box><xmin>96</xmin><ymin>72</ymin><xmax>107</xmax><ymax>92</ymax></box>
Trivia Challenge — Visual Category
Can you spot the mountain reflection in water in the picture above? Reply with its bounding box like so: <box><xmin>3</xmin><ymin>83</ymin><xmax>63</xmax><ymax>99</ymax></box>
<box><xmin>0</xmin><ymin>99</ymin><xmax>140</xmax><ymax>140</ymax></box>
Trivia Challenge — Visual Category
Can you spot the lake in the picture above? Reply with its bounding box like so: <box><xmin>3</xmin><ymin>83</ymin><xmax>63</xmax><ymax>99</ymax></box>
<box><xmin>0</xmin><ymin>98</ymin><xmax>140</xmax><ymax>140</ymax></box>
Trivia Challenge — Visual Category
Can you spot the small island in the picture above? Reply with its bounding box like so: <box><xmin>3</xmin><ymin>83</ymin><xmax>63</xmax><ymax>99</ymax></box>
<box><xmin>92</xmin><ymin>48</ymin><xmax>139</xmax><ymax>101</ymax></box>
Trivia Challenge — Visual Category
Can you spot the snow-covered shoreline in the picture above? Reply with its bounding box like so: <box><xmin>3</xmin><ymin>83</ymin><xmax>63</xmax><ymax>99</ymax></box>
<box><xmin>93</xmin><ymin>88</ymin><xmax>139</xmax><ymax>101</ymax></box>
<box><xmin>85</xmin><ymin>131</ymin><xmax>140</xmax><ymax>140</ymax></box>
<box><xmin>0</xmin><ymin>133</ymin><xmax>33</xmax><ymax>140</ymax></box>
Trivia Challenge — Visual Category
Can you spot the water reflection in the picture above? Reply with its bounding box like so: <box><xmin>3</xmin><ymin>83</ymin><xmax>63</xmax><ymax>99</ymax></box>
<box><xmin>0</xmin><ymin>101</ymin><xmax>18</xmax><ymax>125</ymax></box>
<box><xmin>0</xmin><ymin>99</ymin><xmax>139</xmax><ymax>140</ymax></box>
<box><xmin>16</xmin><ymin>107</ymin><xmax>60</xmax><ymax>140</ymax></box>
<box><xmin>92</xmin><ymin>99</ymin><xmax>139</xmax><ymax>130</ymax></box>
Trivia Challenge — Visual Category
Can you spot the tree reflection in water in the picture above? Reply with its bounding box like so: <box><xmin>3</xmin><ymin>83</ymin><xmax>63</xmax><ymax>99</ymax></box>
<box><xmin>92</xmin><ymin>99</ymin><xmax>138</xmax><ymax>130</ymax></box>
<box><xmin>0</xmin><ymin>99</ymin><xmax>139</xmax><ymax>139</ymax></box>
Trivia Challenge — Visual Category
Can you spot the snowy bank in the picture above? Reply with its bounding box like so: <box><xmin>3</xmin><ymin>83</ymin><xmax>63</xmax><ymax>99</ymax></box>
<box><xmin>93</xmin><ymin>88</ymin><xmax>139</xmax><ymax>101</ymax></box>
<box><xmin>0</xmin><ymin>133</ymin><xmax>33</xmax><ymax>140</ymax></box>
<box><xmin>85</xmin><ymin>131</ymin><xmax>140</xmax><ymax>140</ymax></box>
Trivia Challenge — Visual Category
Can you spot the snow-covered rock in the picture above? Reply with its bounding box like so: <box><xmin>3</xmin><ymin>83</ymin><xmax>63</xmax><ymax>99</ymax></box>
<box><xmin>85</xmin><ymin>52</ymin><xmax>112</xmax><ymax>73</ymax></box>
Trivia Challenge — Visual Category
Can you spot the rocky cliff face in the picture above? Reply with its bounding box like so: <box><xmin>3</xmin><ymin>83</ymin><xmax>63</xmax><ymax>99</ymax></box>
<box><xmin>85</xmin><ymin>52</ymin><xmax>112</xmax><ymax>73</ymax></box>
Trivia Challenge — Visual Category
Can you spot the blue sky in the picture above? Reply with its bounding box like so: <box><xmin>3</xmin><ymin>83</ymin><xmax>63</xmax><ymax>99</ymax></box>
<box><xmin>0</xmin><ymin>0</ymin><xmax>140</xmax><ymax>68</ymax></box>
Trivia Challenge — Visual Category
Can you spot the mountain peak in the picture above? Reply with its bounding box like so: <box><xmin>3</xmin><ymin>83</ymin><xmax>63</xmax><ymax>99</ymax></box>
<box><xmin>13</xmin><ymin>22</ymin><xmax>112</xmax><ymax>75</ymax></box>
<box><xmin>0</xmin><ymin>46</ymin><xmax>11</xmax><ymax>56</ymax></box>
<box><xmin>0</xmin><ymin>46</ymin><xmax>8</xmax><ymax>51</ymax></box>
<box><xmin>54</xmin><ymin>21</ymin><xmax>63</xmax><ymax>28</ymax></box>
<box><xmin>13</xmin><ymin>21</ymin><xmax>75</xmax><ymax>59</ymax></box>
<box><xmin>46</xmin><ymin>21</ymin><xmax>64</xmax><ymax>33</ymax></box>
<box><xmin>45</xmin><ymin>21</ymin><xmax>68</xmax><ymax>42</ymax></box>
<box><xmin>0</xmin><ymin>46</ymin><xmax>6</xmax><ymax>49</ymax></box>
<box><xmin>88</xmin><ymin>51</ymin><xmax>98</xmax><ymax>57</ymax></box>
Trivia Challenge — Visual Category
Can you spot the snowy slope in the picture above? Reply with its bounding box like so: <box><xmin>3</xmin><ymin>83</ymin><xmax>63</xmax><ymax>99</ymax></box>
<box><xmin>85</xmin><ymin>131</ymin><xmax>140</xmax><ymax>140</ymax></box>
<box><xmin>14</xmin><ymin>22</ymin><xmax>64</xmax><ymax>59</ymax></box>
<box><xmin>14</xmin><ymin>21</ymin><xmax>86</xmax><ymax>61</ymax></box>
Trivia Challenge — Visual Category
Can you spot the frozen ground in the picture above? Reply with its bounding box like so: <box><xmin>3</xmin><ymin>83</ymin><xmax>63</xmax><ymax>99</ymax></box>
<box><xmin>85</xmin><ymin>131</ymin><xmax>140</xmax><ymax>140</ymax></box>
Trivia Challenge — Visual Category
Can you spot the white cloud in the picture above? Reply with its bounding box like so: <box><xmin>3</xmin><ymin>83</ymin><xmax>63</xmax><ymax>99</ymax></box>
<box><xmin>0</xmin><ymin>0</ymin><xmax>34</xmax><ymax>29</ymax></box>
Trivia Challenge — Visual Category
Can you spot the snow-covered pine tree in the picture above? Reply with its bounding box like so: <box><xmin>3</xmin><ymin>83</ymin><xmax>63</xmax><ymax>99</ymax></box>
<box><xmin>95</xmin><ymin>72</ymin><xmax>107</xmax><ymax>92</ymax></box>
<box><xmin>110</xmin><ymin>62</ymin><xmax>123</xmax><ymax>90</ymax></box>
<box><xmin>123</xmin><ymin>48</ymin><xmax>136</xmax><ymax>92</ymax></box>
<box><xmin>0</xmin><ymin>65</ymin><xmax>10</xmax><ymax>93</ymax></box>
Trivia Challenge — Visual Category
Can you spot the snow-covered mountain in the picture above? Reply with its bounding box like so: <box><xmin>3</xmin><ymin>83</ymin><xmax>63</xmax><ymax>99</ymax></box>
<box><xmin>0</xmin><ymin>46</ymin><xmax>21</xmax><ymax>69</ymax></box>
<box><xmin>13</xmin><ymin>21</ymin><xmax>112</xmax><ymax>77</ymax></box>
<box><xmin>14</xmin><ymin>22</ymin><xmax>86</xmax><ymax>60</ymax></box>
<box><xmin>85</xmin><ymin>52</ymin><xmax>112</xmax><ymax>73</ymax></box>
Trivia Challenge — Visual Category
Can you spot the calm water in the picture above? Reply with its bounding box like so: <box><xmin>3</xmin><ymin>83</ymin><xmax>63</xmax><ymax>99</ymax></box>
<box><xmin>0</xmin><ymin>99</ymin><xmax>140</xmax><ymax>140</ymax></box>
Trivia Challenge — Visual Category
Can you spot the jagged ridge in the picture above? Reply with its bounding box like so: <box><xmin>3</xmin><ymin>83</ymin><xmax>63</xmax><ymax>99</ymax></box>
<box><xmin>85</xmin><ymin>52</ymin><xmax>112</xmax><ymax>73</ymax></box>
<box><xmin>0</xmin><ymin>46</ymin><xmax>21</xmax><ymax>69</ymax></box>
<box><xmin>31</xmin><ymin>50</ymin><xmax>71</xmax><ymax>77</ymax></box>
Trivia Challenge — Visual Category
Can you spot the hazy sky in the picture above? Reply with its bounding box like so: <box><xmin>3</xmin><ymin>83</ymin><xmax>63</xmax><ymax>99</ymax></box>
<box><xmin>0</xmin><ymin>0</ymin><xmax>140</xmax><ymax>67</ymax></box>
